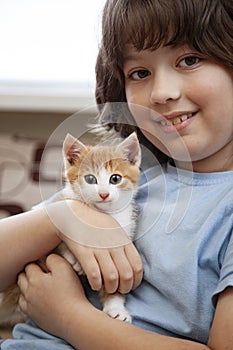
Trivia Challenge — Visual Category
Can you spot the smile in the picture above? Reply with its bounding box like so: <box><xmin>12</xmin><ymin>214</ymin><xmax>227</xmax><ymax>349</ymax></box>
<box><xmin>159</xmin><ymin>113</ymin><xmax>194</xmax><ymax>126</ymax></box>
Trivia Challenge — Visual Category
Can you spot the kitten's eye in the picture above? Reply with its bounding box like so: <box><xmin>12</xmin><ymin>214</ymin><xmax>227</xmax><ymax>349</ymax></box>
<box><xmin>109</xmin><ymin>174</ymin><xmax>122</xmax><ymax>185</ymax></box>
<box><xmin>84</xmin><ymin>174</ymin><xmax>97</xmax><ymax>184</ymax></box>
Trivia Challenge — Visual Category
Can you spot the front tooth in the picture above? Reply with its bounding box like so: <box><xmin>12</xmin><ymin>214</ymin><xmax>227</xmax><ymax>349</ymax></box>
<box><xmin>173</xmin><ymin>117</ymin><xmax>181</xmax><ymax>125</ymax></box>
<box><xmin>181</xmin><ymin>114</ymin><xmax>188</xmax><ymax>121</ymax></box>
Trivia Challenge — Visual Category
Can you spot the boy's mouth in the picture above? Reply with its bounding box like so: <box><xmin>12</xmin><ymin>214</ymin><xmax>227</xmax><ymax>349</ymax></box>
<box><xmin>150</xmin><ymin>111</ymin><xmax>198</xmax><ymax>133</ymax></box>
<box><xmin>159</xmin><ymin>112</ymin><xmax>195</xmax><ymax>126</ymax></box>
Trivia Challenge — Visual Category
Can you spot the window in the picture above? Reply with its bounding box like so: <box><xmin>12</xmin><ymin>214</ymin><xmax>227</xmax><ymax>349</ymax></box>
<box><xmin>0</xmin><ymin>0</ymin><xmax>106</xmax><ymax>111</ymax></box>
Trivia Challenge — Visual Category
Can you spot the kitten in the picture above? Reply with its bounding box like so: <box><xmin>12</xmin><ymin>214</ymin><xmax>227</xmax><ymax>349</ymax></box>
<box><xmin>0</xmin><ymin>132</ymin><xmax>141</xmax><ymax>326</ymax></box>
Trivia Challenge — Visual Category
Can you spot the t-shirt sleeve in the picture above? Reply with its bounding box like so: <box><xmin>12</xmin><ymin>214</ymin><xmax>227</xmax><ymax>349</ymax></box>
<box><xmin>212</xmin><ymin>229</ymin><xmax>233</xmax><ymax>306</ymax></box>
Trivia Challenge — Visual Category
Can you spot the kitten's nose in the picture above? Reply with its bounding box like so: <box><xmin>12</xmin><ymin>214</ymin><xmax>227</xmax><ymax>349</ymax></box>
<box><xmin>99</xmin><ymin>192</ymin><xmax>109</xmax><ymax>200</ymax></box>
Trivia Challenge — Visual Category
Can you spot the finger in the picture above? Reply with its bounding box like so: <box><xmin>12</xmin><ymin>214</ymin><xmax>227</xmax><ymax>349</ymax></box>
<box><xmin>17</xmin><ymin>272</ymin><xmax>28</xmax><ymax>294</ymax></box>
<box><xmin>18</xmin><ymin>293</ymin><xmax>27</xmax><ymax>314</ymax></box>
<box><xmin>24</xmin><ymin>262</ymin><xmax>44</xmax><ymax>277</ymax></box>
<box><xmin>110</xmin><ymin>248</ymin><xmax>133</xmax><ymax>294</ymax></box>
<box><xmin>45</xmin><ymin>253</ymin><xmax>72</xmax><ymax>274</ymax></box>
<box><xmin>124</xmin><ymin>243</ymin><xmax>144</xmax><ymax>290</ymax></box>
<box><xmin>75</xmin><ymin>249</ymin><xmax>102</xmax><ymax>291</ymax></box>
<box><xmin>95</xmin><ymin>250</ymin><xmax>119</xmax><ymax>294</ymax></box>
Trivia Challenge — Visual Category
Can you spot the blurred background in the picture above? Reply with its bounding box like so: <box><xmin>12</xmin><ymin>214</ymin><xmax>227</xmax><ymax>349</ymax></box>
<box><xmin>0</xmin><ymin>0</ymin><xmax>106</xmax><ymax>217</ymax></box>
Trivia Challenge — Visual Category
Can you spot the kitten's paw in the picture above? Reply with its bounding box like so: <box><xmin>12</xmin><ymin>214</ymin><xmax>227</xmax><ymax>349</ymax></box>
<box><xmin>103</xmin><ymin>305</ymin><xmax>132</xmax><ymax>323</ymax></box>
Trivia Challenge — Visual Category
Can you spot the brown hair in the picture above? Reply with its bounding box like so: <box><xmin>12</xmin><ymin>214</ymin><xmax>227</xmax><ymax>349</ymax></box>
<box><xmin>95</xmin><ymin>0</ymin><xmax>233</xmax><ymax>161</ymax></box>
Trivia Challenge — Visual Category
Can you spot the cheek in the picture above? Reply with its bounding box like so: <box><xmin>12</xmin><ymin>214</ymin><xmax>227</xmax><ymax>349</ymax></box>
<box><xmin>127</xmin><ymin>101</ymin><xmax>157</xmax><ymax>127</ymax></box>
<box><xmin>125</xmin><ymin>83</ymin><xmax>146</xmax><ymax>106</ymax></box>
<box><xmin>189</xmin><ymin>67</ymin><xmax>233</xmax><ymax>109</ymax></box>
<box><xmin>79</xmin><ymin>183</ymin><xmax>97</xmax><ymax>201</ymax></box>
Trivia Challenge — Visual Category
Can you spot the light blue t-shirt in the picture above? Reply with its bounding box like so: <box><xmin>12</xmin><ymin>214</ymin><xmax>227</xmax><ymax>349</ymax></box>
<box><xmin>1</xmin><ymin>164</ymin><xmax>233</xmax><ymax>348</ymax></box>
<box><xmin>127</xmin><ymin>164</ymin><xmax>233</xmax><ymax>344</ymax></box>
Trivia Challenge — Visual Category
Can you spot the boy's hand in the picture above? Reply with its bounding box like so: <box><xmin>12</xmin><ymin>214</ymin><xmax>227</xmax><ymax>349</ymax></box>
<box><xmin>62</xmin><ymin>236</ymin><xmax>143</xmax><ymax>294</ymax></box>
<box><xmin>48</xmin><ymin>200</ymin><xmax>143</xmax><ymax>294</ymax></box>
<box><xmin>17</xmin><ymin>254</ymin><xmax>88</xmax><ymax>338</ymax></box>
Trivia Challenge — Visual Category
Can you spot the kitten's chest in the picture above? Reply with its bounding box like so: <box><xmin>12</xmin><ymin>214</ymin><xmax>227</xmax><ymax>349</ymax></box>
<box><xmin>110</xmin><ymin>205</ymin><xmax>136</xmax><ymax>240</ymax></box>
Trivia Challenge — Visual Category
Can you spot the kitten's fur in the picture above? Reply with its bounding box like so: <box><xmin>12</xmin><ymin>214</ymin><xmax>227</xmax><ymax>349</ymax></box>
<box><xmin>0</xmin><ymin>132</ymin><xmax>141</xmax><ymax>326</ymax></box>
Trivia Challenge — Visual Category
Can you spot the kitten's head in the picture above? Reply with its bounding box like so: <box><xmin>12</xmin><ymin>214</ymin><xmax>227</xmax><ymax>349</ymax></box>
<box><xmin>63</xmin><ymin>132</ymin><xmax>141</xmax><ymax>213</ymax></box>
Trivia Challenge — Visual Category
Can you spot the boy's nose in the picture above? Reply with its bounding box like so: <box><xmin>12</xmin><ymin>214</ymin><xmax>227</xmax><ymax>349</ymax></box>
<box><xmin>149</xmin><ymin>71</ymin><xmax>181</xmax><ymax>105</ymax></box>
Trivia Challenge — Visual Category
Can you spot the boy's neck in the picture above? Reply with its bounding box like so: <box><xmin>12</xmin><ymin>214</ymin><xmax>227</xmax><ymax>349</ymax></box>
<box><xmin>176</xmin><ymin>141</ymin><xmax>233</xmax><ymax>173</ymax></box>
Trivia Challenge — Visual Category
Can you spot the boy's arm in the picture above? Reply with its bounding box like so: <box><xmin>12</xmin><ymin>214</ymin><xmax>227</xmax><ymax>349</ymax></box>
<box><xmin>208</xmin><ymin>286</ymin><xmax>233</xmax><ymax>349</ymax></box>
<box><xmin>0</xmin><ymin>204</ymin><xmax>61</xmax><ymax>291</ymax></box>
<box><xmin>0</xmin><ymin>199</ymin><xmax>143</xmax><ymax>293</ymax></box>
<box><xmin>20</xmin><ymin>257</ymin><xmax>233</xmax><ymax>349</ymax></box>
<box><xmin>18</xmin><ymin>254</ymin><xmax>209</xmax><ymax>350</ymax></box>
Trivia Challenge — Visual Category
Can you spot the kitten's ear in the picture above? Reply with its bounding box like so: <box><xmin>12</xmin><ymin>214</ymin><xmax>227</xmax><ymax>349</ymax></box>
<box><xmin>118</xmin><ymin>132</ymin><xmax>141</xmax><ymax>167</ymax></box>
<box><xmin>63</xmin><ymin>133</ymin><xmax>87</xmax><ymax>167</ymax></box>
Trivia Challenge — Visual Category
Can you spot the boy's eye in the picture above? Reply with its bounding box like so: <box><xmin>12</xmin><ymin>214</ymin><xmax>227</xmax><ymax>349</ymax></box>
<box><xmin>179</xmin><ymin>56</ymin><xmax>201</xmax><ymax>68</ymax></box>
<box><xmin>84</xmin><ymin>174</ymin><xmax>97</xmax><ymax>184</ymax></box>
<box><xmin>109</xmin><ymin>174</ymin><xmax>122</xmax><ymax>185</ymax></box>
<box><xmin>129</xmin><ymin>69</ymin><xmax>150</xmax><ymax>80</ymax></box>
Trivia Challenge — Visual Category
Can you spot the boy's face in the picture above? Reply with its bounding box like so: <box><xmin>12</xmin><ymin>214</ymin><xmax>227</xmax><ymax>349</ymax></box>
<box><xmin>123</xmin><ymin>44</ymin><xmax>233</xmax><ymax>172</ymax></box>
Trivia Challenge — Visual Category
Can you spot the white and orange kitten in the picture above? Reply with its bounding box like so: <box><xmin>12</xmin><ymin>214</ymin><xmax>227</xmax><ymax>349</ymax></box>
<box><xmin>0</xmin><ymin>132</ymin><xmax>141</xmax><ymax>326</ymax></box>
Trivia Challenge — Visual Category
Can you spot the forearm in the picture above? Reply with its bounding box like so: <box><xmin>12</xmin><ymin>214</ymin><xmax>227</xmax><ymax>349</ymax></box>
<box><xmin>0</xmin><ymin>205</ymin><xmax>61</xmax><ymax>291</ymax></box>
<box><xmin>64</xmin><ymin>304</ymin><xmax>210</xmax><ymax>350</ymax></box>
<box><xmin>17</xmin><ymin>254</ymin><xmax>208</xmax><ymax>350</ymax></box>
<box><xmin>0</xmin><ymin>199</ymin><xmax>130</xmax><ymax>292</ymax></box>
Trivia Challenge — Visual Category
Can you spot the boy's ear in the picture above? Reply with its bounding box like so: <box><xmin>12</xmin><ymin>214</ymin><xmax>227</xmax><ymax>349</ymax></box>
<box><xmin>63</xmin><ymin>133</ymin><xmax>87</xmax><ymax>166</ymax></box>
<box><xmin>117</xmin><ymin>132</ymin><xmax>141</xmax><ymax>167</ymax></box>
